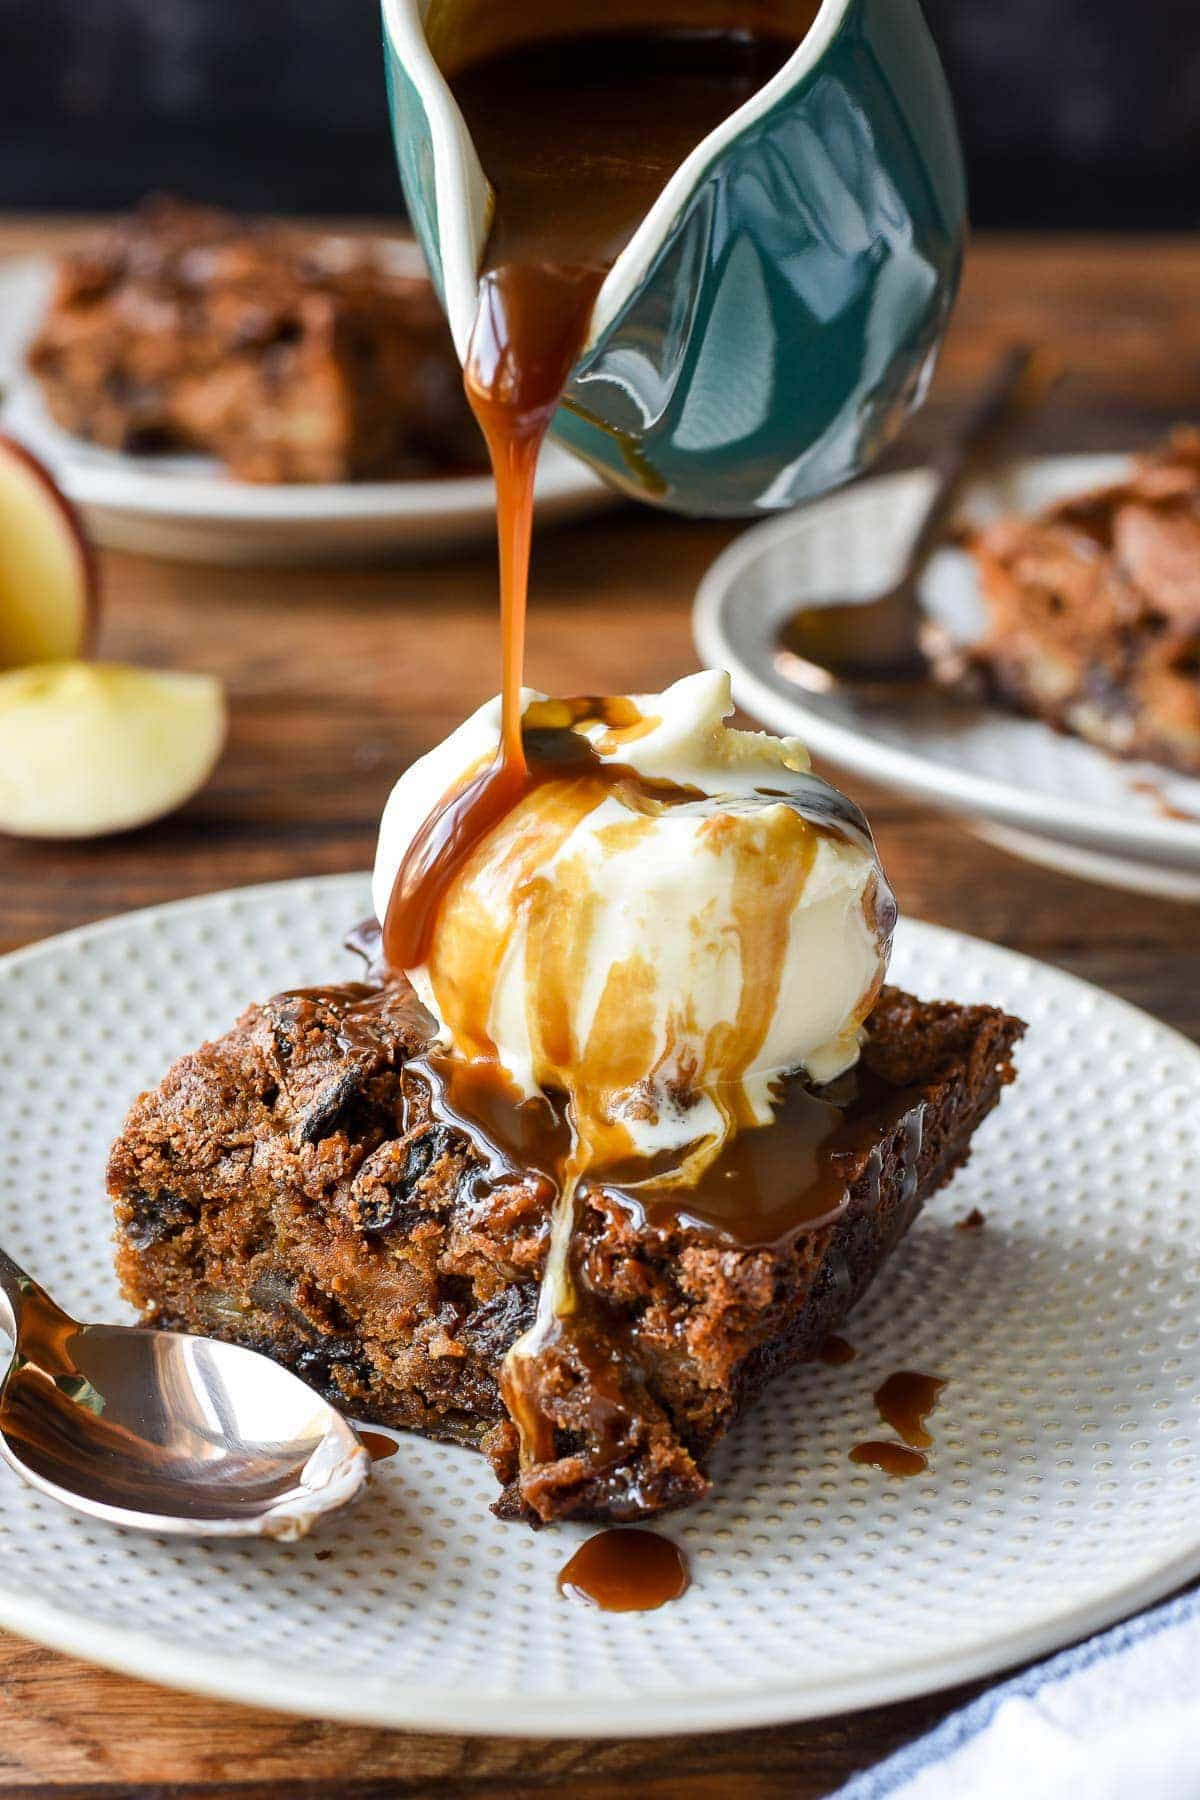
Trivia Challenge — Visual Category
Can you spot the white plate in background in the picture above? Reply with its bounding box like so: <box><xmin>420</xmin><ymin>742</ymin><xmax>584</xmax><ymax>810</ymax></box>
<box><xmin>694</xmin><ymin>457</ymin><xmax>1200</xmax><ymax>880</ymax></box>
<box><xmin>0</xmin><ymin>255</ymin><xmax>612</xmax><ymax>564</ymax></box>
<box><xmin>976</xmin><ymin>823</ymin><xmax>1200</xmax><ymax>903</ymax></box>
<box><xmin>0</xmin><ymin>874</ymin><xmax>1198</xmax><ymax>1734</ymax></box>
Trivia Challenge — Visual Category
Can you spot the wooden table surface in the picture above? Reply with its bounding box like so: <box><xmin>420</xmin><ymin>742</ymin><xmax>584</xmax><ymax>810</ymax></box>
<box><xmin>2</xmin><ymin>220</ymin><xmax>1199</xmax><ymax>1797</ymax></box>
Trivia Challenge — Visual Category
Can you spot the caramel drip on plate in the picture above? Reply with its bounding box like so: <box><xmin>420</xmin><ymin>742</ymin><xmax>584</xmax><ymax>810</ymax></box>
<box><xmin>874</xmin><ymin>1371</ymin><xmax>946</xmax><ymax>1450</ymax></box>
<box><xmin>558</xmin><ymin>1527</ymin><xmax>689</xmax><ymax>1613</ymax></box>
<box><xmin>358</xmin><ymin>1430</ymin><xmax>401</xmax><ymax>1464</ymax></box>
<box><xmin>850</xmin><ymin>1370</ymin><xmax>947</xmax><ymax>1478</ymax></box>
<box><xmin>850</xmin><ymin>1442</ymin><xmax>928</xmax><ymax>1478</ymax></box>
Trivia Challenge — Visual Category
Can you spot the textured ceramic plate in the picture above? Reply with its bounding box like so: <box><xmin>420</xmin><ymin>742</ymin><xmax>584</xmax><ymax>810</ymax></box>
<box><xmin>1</xmin><ymin>874</ymin><xmax>1198</xmax><ymax>1736</ymax></box>
<box><xmin>0</xmin><ymin>257</ymin><xmax>610</xmax><ymax>563</ymax></box>
<box><xmin>694</xmin><ymin>457</ymin><xmax>1200</xmax><ymax>875</ymax></box>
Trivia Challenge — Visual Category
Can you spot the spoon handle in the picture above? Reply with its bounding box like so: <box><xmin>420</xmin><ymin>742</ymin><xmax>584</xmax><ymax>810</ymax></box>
<box><xmin>902</xmin><ymin>343</ymin><xmax>1059</xmax><ymax>588</ymax></box>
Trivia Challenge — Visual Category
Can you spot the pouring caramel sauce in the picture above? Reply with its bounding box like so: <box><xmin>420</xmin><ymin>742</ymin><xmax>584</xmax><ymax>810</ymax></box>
<box><xmin>383</xmin><ymin>20</ymin><xmax>806</xmax><ymax>974</ymax></box>
<box><xmin>375</xmin><ymin>6</ymin><xmax>922</xmax><ymax>1554</ymax></box>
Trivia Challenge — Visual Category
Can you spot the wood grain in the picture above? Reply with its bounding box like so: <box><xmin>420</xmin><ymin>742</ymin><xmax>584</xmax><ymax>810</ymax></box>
<box><xmin>1</xmin><ymin>221</ymin><xmax>1198</xmax><ymax>1795</ymax></box>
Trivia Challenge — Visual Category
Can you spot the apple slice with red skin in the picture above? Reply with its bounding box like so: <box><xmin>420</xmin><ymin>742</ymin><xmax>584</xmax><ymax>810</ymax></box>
<box><xmin>0</xmin><ymin>432</ymin><xmax>99</xmax><ymax>670</ymax></box>
<box><xmin>0</xmin><ymin>663</ymin><xmax>227</xmax><ymax>839</ymax></box>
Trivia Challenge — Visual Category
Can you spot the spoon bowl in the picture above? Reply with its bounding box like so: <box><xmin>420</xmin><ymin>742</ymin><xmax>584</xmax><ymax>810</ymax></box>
<box><xmin>0</xmin><ymin>1249</ymin><xmax>370</xmax><ymax>1539</ymax></box>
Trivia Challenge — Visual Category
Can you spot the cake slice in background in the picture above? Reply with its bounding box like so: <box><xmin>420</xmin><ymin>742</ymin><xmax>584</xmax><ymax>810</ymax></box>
<box><xmin>26</xmin><ymin>197</ymin><xmax>484</xmax><ymax>484</ymax></box>
<box><xmin>967</xmin><ymin>431</ymin><xmax>1200</xmax><ymax>772</ymax></box>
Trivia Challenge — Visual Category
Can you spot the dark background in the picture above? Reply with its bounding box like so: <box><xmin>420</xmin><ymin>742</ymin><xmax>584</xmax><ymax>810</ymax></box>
<box><xmin>1</xmin><ymin>0</ymin><xmax>1197</xmax><ymax>228</ymax></box>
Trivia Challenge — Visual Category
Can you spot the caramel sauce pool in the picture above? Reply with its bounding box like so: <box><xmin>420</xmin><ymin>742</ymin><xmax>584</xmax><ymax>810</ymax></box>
<box><xmin>558</xmin><ymin>1528</ymin><xmax>690</xmax><ymax>1613</ymax></box>
<box><xmin>406</xmin><ymin>1048</ymin><xmax>926</xmax><ymax>1250</ymax></box>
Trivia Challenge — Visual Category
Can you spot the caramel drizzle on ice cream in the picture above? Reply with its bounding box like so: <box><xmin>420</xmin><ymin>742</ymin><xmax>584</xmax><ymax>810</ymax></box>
<box><xmin>384</xmin><ymin>698</ymin><xmax>895</xmax><ymax>1477</ymax></box>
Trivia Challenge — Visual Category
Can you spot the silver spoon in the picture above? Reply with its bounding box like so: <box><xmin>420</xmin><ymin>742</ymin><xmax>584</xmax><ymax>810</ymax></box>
<box><xmin>0</xmin><ymin>1246</ymin><xmax>370</xmax><ymax>1539</ymax></box>
<box><xmin>776</xmin><ymin>344</ymin><xmax>1059</xmax><ymax>696</ymax></box>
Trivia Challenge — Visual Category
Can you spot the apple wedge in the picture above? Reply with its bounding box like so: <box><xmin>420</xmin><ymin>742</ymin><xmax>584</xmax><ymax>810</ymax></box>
<box><xmin>0</xmin><ymin>662</ymin><xmax>226</xmax><ymax>839</ymax></box>
<box><xmin>0</xmin><ymin>434</ymin><xmax>98</xmax><ymax>670</ymax></box>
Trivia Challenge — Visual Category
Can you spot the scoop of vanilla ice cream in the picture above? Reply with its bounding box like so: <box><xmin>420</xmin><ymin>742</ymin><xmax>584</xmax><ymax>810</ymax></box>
<box><xmin>372</xmin><ymin>671</ymin><xmax>893</xmax><ymax>1172</ymax></box>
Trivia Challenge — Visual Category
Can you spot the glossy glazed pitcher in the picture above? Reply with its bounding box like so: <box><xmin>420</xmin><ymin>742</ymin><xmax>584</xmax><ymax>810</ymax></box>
<box><xmin>381</xmin><ymin>0</ymin><xmax>966</xmax><ymax>517</ymax></box>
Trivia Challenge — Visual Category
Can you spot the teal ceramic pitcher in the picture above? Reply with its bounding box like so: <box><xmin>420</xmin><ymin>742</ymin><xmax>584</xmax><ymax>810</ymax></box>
<box><xmin>381</xmin><ymin>0</ymin><xmax>966</xmax><ymax>517</ymax></box>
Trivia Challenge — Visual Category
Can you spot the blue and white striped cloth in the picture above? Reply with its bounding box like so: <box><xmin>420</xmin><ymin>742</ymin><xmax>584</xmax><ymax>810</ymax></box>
<box><xmin>836</xmin><ymin>1591</ymin><xmax>1200</xmax><ymax>1800</ymax></box>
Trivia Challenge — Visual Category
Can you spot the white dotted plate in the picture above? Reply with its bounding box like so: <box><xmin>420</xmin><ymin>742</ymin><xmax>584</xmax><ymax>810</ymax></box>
<box><xmin>1</xmin><ymin>875</ymin><xmax>1198</xmax><ymax>1737</ymax></box>
<box><xmin>693</xmin><ymin>456</ymin><xmax>1200</xmax><ymax>875</ymax></box>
